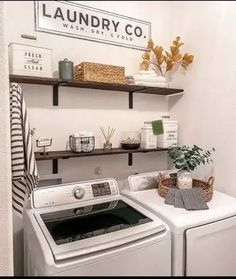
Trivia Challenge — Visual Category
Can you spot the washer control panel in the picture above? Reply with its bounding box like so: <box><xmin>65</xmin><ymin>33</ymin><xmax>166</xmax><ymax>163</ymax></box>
<box><xmin>33</xmin><ymin>178</ymin><xmax>118</xmax><ymax>209</ymax></box>
<box><xmin>92</xmin><ymin>182</ymin><xmax>111</xmax><ymax>197</ymax></box>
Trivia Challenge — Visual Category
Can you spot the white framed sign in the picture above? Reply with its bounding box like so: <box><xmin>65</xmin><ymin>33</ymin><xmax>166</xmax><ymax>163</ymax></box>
<box><xmin>35</xmin><ymin>1</ymin><xmax>151</xmax><ymax>50</ymax></box>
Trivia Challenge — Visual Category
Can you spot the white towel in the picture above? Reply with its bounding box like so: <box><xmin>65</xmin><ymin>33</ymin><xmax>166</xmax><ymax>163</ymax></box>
<box><xmin>138</xmin><ymin>70</ymin><xmax>156</xmax><ymax>75</ymax></box>
<box><xmin>10</xmin><ymin>83</ymin><xmax>39</xmax><ymax>215</ymax></box>
<box><xmin>134</xmin><ymin>81</ymin><xmax>166</xmax><ymax>87</ymax></box>
<box><xmin>133</xmin><ymin>75</ymin><xmax>166</xmax><ymax>83</ymax></box>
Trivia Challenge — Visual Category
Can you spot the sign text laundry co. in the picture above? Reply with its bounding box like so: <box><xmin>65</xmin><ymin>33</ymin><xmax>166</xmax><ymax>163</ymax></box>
<box><xmin>35</xmin><ymin>1</ymin><xmax>151</xmax><ymax>50</ymax></box>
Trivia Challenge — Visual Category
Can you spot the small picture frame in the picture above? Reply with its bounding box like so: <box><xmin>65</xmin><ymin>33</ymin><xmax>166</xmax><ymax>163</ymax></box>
<box><xmin>36</xmin><ymin>138</ymin><xmax>52</xmax><ymax>155</ymax></box>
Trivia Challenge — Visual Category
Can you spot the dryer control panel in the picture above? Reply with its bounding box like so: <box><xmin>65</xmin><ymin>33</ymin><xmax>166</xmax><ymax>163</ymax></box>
<box><xmin>32</xmin><ymin>178</ymin><xmax>119</xmax><ymax>209</ymax></box>
<box><xmin>128</xmin><ymin>170</ymin><xmax>177</xmax><ymax>192</ymax></box>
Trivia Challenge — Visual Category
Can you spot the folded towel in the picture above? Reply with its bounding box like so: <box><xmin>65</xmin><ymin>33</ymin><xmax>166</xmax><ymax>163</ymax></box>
<box><xmin>164</xmin><ymin>188</ymin><xmax>209</xmax><ymax>211</ymax></box>
<box><xmin>139</xmin><ymin>70</ymin><xmax>156</xmax><ymax>75</ymax></box>
<box><xmin>152</xmin><ymin>120</ymin><xmax>164</xmax><ymax>135</ymax></box>
<box><xmin>174</xmin><ymin>190</ymin><xmax>185</xmax><ymax>208</ymax></box>
<box><xmin>164</xmin><ymin>188</ymin><xmax>176</xmax><ymax>205</ymax></box>
<box><xmin>125</xmin><ymin>76</ymin><xmax>135</xmax><ymax>80</ymax></box>
<box><xmin>134</xmin><ymin>81</ymin><xmax>166</xmax><ymax>87</ymax></box>
<box><xmin>143</xmin><ymin>82</ymin><xmax>166</xmax><ymax>87</ymax></box>
<box><xmin>133</xmin><ymin>75</ymin><xmax>166</xmax><ymax>83</ymax></box>
<box><xmin>180</xmin><ymin>188</ymin><xmax>209</xmax><ymax>210</ymax></box>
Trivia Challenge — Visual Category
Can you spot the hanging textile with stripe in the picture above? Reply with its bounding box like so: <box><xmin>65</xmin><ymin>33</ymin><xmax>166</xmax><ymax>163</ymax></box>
<box><xmin>10</xmin><ymin>82</ymin><xmax>39</xmax><ymax>215</ymax></box>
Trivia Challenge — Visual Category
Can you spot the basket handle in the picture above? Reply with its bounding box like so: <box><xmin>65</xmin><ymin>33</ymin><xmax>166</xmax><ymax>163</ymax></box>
<box><xmin>207</xmin><ymin>176</ymin><xmax>215</xmax><ymax>187</ymax></box>
<box><xmin>158</xmin><ymin>173</ymin><xmax>164</xmax><ymax>182</ymax></box>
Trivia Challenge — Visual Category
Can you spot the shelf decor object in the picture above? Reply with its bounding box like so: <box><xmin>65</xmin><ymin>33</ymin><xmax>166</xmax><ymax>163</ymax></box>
<box><xmin>74</xmin><ymin>62</ymin><xmax>125</xmax><ymax>84</ymax></box>
<box><xmin>168</xmin><ymin>145</ymin><xmax>215</xmax><ymax>189</ymax></box>
<box><xmin>140</xmin><ymin>36</ymin><xmax>194</xmax><ymax>87</ymax></box>
<box><xmin>36</xmin><ymin>137</ymin><xmax>52</xmax><ymax>155</ymax></box>
<box><xmin>9</xmin><ymin>43</ymin><xmax>52</xmax><ymax>78</ymax></box>
<box><xmin>58</xmin><ymin>58</ymin><xmax>74</xmax><ymax>80</ymax></box>
<box><xmin>69</xmin><ymin>134</ymin><xmax>95</xmax><ymax>153</ymax></box>
<box><xmin>100</xmin><ymin>126</ymin><xmax>116</xmax><ymax>150</ymax></box>
<box><xmin>158</xmin><ymin>176</ymin><xmax>214</xmax><ymax>202</ymax></box>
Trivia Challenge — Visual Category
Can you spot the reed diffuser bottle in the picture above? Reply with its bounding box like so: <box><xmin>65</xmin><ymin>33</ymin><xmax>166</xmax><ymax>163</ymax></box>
<box><xmin>100</xmin><ymin>126</ymin><xmax>116</xmax><ymax>150</ymax></box>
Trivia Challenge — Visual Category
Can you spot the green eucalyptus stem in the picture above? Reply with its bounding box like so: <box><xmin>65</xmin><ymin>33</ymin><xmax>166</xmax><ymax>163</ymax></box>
<box><xmin>168</xmin><ymin>145</ymin><xmax>215</xmax><ymax>172</ymax></box>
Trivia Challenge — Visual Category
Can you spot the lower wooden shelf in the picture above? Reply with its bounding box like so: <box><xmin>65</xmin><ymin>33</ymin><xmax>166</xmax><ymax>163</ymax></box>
<box><xmin>35</xmin><ymin>148</ymin><xmax>168</xmax><ymax>173</ymax></box>
<box><xmin>35</xmin><ymin>147</ymin><xmax>168</xmax><ymax>161</ymax></box>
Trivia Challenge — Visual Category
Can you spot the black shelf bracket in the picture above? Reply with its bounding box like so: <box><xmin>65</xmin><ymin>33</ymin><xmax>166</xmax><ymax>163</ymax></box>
<box><xmin>52</xmin><ymin>159</ymin><xmax>58</xmax><ymax>173</ymax></box>
<box><xmin>129</xmin><ymin>92</ymin><xmax>133</xmax><ymax>109</ymax></box>
<box><xmin>128</xmin><ymin>88</ymin><xmax>147</xmax><ymax>109</ymax></box>
<box><xmin>128</xmin><ymin>153</ymin><xmax>133</xmax><ymax>166</ymax></box>
<box><xmin>53</xmin><ymin>85</ymin><xmax>59</xmax><ymax>106</ymax></box>
<box><xmin>51</xmin><ymin>153</ymin><xmax>133</xmax><ymax>173</ymax></box>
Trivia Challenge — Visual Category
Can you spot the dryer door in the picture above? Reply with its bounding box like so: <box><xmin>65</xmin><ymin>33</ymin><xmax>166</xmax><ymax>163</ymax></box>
<box><xmin>185</xmin><ymin>216</ymin><xmax>236</xmax><ymax>276</ymax></box>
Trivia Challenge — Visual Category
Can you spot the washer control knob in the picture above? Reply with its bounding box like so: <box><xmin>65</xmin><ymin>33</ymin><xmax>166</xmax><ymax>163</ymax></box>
<box><xmin>73</xmin><ymin>187</ymin><xmax>85</xmax><ymax>199</ymax></box>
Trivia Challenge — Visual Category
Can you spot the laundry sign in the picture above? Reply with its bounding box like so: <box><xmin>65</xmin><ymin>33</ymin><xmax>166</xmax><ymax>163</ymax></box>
<box><xmin>34</xmin><ymin>1</ymin><xmax>151</xmax><ymax>50</ymax></box>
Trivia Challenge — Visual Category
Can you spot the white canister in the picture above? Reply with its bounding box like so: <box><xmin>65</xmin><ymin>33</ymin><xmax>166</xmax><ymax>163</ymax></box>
<box><xmin>140</xmin><ymin>122</ymin><xmax>157</xmax><ymax>149</ymax></box>
<box><xmin>8</xmin><ymin>43</ymin><xmax>52</xmax><ymax>77</ymax></box>
<box><xmin>157</xmin><ymin>120</ymin><xmax>178</xmax><ymax>148</ymax></box>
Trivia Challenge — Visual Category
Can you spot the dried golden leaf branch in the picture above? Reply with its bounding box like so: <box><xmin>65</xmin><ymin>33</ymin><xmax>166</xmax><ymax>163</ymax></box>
<box><xmin>140</xmin><ymin>36</ymin><xmax>194</xmax><ymax>77</ymax></box>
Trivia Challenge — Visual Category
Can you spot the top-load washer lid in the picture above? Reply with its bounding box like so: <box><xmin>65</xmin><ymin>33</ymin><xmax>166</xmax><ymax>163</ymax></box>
<box><xmin>40</xmin><ymin>199</ymin><xmax>152</xmax><ymax>245</ymax></box>
<box><xmin>31</xmin><ymin>178</ymin><xmax>169</xmax><ymax>261</ymax></box>
<box><xmin>120</xmin><ymin>171</ymin><xmax>236</xmax><ymax>234</ymax></box>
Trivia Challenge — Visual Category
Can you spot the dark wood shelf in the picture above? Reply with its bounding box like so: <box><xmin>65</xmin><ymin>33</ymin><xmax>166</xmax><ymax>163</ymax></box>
<box><xmin>138</xmin><ymin>86</ymin><xmax>184</xmax><ymax>95</ymax></box>
<box><xmin>9</xmin><ymin>74</ymin><xmax>184</xmax><ymax>108</ymax></box>
<box><xmin>9</xmin><ymin>74</ymin><xmax>59</xmax><ymax>86</ymax></box>
<box><xmin>35</xmin><ymin>147</ymin><xmax>168</xmax><ymax>161</ymax></box>
<box><xmin>60</xmin><ymin>79</ymin><xmax>145</xmax><ymax>93</ymax></box>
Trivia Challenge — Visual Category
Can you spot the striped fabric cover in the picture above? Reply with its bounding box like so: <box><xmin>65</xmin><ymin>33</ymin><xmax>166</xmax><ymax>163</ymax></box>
<box><xmin>10</xmin><ymin>83</ymin><xmax>39</xmax><ymax>215</ymax></box>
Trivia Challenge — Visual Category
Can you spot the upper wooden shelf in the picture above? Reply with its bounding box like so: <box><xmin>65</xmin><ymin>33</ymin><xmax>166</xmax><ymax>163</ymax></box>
<box><xmin>9</xmin><ymin>74</ymin><xmax>59</xmax><ymax>86</ymax></box>
<box><xmin>9</xmin><ymin>74</ymin><xmax>184</xmax><ymax>102</ymax></box>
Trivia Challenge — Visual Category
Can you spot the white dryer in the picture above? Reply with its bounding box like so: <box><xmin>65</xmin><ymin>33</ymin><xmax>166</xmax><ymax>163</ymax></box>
<box><xmin>23</xmin><ymin>178</ymin><xmax>171</xmax><ymax>276</ymax></box>
<box><xmin>119</xmin><ymin>170</ymin><xmax>236</xmax><ymax>276</ymax></box>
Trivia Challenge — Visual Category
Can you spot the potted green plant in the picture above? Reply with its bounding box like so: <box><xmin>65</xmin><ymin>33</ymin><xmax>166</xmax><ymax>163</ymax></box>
<box><xmin>168</xmin><ymin>145</ymin><xmax>215</xmax><ymax>189</ymax></box>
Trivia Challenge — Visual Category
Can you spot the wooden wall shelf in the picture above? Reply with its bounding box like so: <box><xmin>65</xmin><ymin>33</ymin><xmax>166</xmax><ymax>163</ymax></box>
<box><xmin>35</xmin><ymin>148</ymin><xmax>168</xmax><ymax>173</ymax></box>
<box><xmin>9</xmin><ymin>74</ymin><xmax>184</xmax><ymax>108</ymax></box>
<box><xmin>35</xmin><ymin>147</ymin><xmax>168</xmax><ymax>161</ymax></box>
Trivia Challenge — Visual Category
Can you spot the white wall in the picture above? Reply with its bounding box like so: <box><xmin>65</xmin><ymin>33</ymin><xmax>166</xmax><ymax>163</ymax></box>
<box><xmin>0</xmin><ymin>1</ymin><xmax>13</xmax><ymax>276</ymax></box>
<box><xmin>6</xmin><ymin>1</ymin><xmax>173</xmax><ymax>183</ymax></box>
<box><xmin>5</xmin><ymin>0</ymin><xmax>236</xmax><ymax>275</ymax></box>
<box><xmin>168</xmin><ymin>1</ymin><xmax>236</xmax><ymax>196</ymax></box>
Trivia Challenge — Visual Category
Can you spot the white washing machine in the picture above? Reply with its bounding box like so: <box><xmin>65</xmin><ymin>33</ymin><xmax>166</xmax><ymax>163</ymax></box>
<box><xmin>119</xmin><ymin>170</ymin><xmax>236</xmax><ymax>276</ymax></box>
<box><xmin>23</xmin><ymin>178</ymin><xmax>171</xmax><ymax>276</ymax></box>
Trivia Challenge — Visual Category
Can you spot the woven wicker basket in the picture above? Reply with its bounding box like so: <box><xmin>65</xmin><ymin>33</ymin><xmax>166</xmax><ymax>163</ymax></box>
<box><xmin>158</xmin><ymin>176</ymin><xmax>214</xmax><ymax>202</ymax></box>
<box><xmin>74</xmin><ymin>62</ymin><xmax>125</xmax><ymax>84</ymax></box>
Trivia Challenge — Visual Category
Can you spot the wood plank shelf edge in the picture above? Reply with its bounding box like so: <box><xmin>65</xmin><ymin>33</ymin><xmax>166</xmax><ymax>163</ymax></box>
<box><xmin>35</xmin><ymin>148</ymin><xmax>169</xmax><ymax>161</ymax></box>
<box><xmin>9</xmin><ymin>74</ymin><xmax>184</xmax><ymax>95</ymax></box>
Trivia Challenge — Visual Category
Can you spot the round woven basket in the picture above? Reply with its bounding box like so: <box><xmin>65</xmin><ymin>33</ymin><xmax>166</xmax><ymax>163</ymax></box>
<box><xmin>158</xmin><ymin>176</ymin><xmax>214</xmax><ymax>202</ymax></box>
